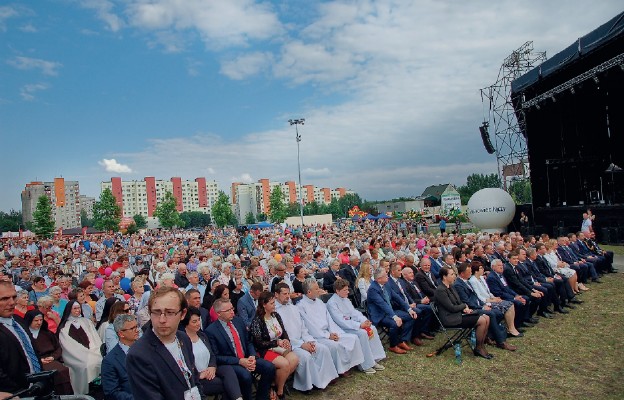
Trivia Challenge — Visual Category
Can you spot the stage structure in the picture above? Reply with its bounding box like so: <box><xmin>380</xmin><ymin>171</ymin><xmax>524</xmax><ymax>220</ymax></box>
<box><xmin>510</xmin><ymin>11</ymin><xmax>624</xmax><ymax>239</ymax></box>
<box><xmin>480</xmin><ymin>42</ymin><xmax>547</xmax><ymax>188</ymax></box>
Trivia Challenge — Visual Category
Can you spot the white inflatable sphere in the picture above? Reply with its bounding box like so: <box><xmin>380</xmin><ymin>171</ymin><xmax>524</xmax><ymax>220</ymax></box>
<box><xmin>467</xmin><ymin>188</ymin><xmax>516</xmax><ymax>232</ymax></box>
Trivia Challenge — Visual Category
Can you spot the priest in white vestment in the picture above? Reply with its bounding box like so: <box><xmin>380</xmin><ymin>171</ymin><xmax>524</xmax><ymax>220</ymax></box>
<box><xmin>326</xmin><ymin>279</ymin><xmax>386</xmax><ymax>374</ymax></box>
<box><xmin>275</xmin><ymin>283</ymin><xmax>338</xmax><ymax>391</ymax></box>
<box><xmin>297</xmin><ymin>279</ymin><xmax>364</xmax><ymax>375</ymax></box>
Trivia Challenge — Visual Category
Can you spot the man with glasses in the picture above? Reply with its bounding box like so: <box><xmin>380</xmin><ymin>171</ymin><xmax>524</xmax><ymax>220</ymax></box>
<box><xmin>102</xmin><ymin>314</ymin><xmax>140</xmax><ymax>400</ymax></box>
<box><xmin>206</xmin><ymin>298</ymin><xmax>275</xmax><ymax>400</ymax></box>
<box><xmin>127</xmin><ymin>286</ymin><xmax>203</xmax><ymax>400</ymax></box>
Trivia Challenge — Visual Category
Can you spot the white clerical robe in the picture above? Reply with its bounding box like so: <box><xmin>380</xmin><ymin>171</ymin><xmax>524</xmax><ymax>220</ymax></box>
<box><xmin>297</xmin><ymin>295</ymin><xmax>364</xmax><ymax>374</ymax></box>
<box><xmin>276</xmin><ymin>301</ymin><xmax>338</xmax><ymax>390</ymax></box>
<box><xmin>326</xmin><ymin>294</ymin><xmax>386</xmax><ymax>370</ymax></box>
<box><xmin>59</xmin><ymin>317</ymin><xmax>103</xmax><ymax>394</ymax></box>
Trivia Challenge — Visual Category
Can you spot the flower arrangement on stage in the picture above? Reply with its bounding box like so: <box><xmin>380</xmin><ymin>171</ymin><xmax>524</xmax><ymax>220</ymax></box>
<box><xmin>442</xmin><ymin>207</ymin><xmax>468</xmax><ymax>223</ymax></box>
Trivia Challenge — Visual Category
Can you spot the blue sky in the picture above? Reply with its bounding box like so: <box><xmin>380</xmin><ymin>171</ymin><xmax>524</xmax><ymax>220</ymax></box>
<box><xmin>1</xmin><ymin>0</ymin><xmax>622</xmax><ymax>211</ymax></box>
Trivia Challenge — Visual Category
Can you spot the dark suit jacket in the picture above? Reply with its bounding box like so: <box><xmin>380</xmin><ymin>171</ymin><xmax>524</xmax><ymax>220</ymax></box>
<box><xmin>236</xmin><ymin>292</ymin><xmax>256</xmax><ymax>329</ymax></box>
<box><xmin>535</xmin><ymin>256</ymin><xmax>556</xmax><ymax>277</ymax></box>
<box><xmin>338</xmin><ymin>265</ymin><xmax>358</xmax><ymax>289</ymax></box>
<box><xmin>434</xmin><ymin>285</ymin><xmax>466</xmax><ymax>326</ymax></box>
<box><xmin>386</xmin><ymin>276</ymin><xmax>411</xmax><ymax>309</ymax></box>
<box><xmin>0</xmin><ymin>322</ymin><xmax>31</xmax><ymax>393</ymax></box>
<box><xmin>322</xmin><ymin>270</ymin><xmax>339</xmax><ymax>293</ymax></box>
<box><xmin>101</xmin><ymin>344</ymin><xmax>134</xmax><ymax>400</ymax></box>
<box><xmin>453</xmin><ymin>279</ymin><xmax>484</xmax><ymax>310</ymax></box>
<box><xmin>429</xmin><ymin>258</ymin><xmax>443</xmax><ymax>279</ymax></box>
<box><xmin>557</xmin><ymin>247</ymin><xmax>578</xmax><ymax>264</ymax></box>
<box><xmin>366</xmin><ymin>281</ymin><xmax>409</xmax><ymax>325</ymax></box>
<box><xmin>502</xmin><ymin>264</ymin><xmax>533</xmax><ymax>296</ymax></box>
<box><xmin>486</xmin><ymin>272</ymin><xmax>518</xmax><ymax>301</ymax></box>
<box><xmin>525</xmin><ymin>259</ymin><xmax>547</xmax><ymax>283</ymax></box>
<box><xmin>126</xmin><ymin>328</ymin><xmax>201</xmax><ymax>400</ymax></box>
<box><xmin>205</xmin><ymin>316</ymin><xmax>256</xmax><ymax>366</ymax></box>
<box><xmin>515</xmin><ymin>262</ymin><xmax>536</xmax><ymax>286</ymax></box>
<box><xmin>415</xmin><ymin>270</ymin><xmax>437</xmax><ymax>298</ymax></box>
<box><xmin>399</xmin><ymin>277</ymin><xmax>425</xmax><ymax>304</ymax></box>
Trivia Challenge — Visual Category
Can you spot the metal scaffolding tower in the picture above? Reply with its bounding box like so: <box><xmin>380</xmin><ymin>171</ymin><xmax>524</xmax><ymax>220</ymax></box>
<box><xmin>480</xmin><ymin>41</ymin><xmax>547</xmax><ymax>188</ymax></box>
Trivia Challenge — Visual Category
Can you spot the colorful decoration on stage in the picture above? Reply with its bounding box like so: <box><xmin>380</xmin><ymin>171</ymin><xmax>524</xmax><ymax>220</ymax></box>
<box><xmin>348</xmin><ymin>206</ymin><xmax>367</xmax><ymax>218</ymax></box>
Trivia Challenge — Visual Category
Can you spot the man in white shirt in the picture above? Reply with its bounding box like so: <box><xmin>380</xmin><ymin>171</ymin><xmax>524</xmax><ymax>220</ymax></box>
<box><xmin>274</xmin><ymin>283</ymin><xmax>338</xmax><ymax>392</ymax></box>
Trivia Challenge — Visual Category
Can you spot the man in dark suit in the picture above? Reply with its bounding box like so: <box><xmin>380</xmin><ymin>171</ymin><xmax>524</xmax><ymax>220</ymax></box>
<box><xmin>127</xmin><ymin>286</ymin><xmax>203</xmax><ymax>400</ymax></box>
<box><xmin>428</xmin><ymin>247</ymin><xmax>444</xmax><ymax>279</ymax></box>
<box><xmin>568</xmin><ymin>233</ymin><xmax>608</xmax><ymax>274</ymax></box>
<box><xmin>366</xmin><ymin>267</ymin><xmax>417</xmax><ymax>355</ymax></box>
<box><xmin>386</xmin><ymin>262</ymin><xmax>433</xmax><ymax>345</ymax></box>
<box><xmin>581</xmin><ymin>231</ymin><xmax>616</xmax><ymax>272</ymax></box>
<box><xmin>454</xmin><ymin>264</ymin><xmax>516</xmax><ymax>351</ymax></box>
<box><xmin>338</xmin><ymin>256</ymin><xmax>359</xmax><ymax>290</ymax></box>
<box><xmin>516</xmin><ymin>249</ymin><xmax>556</xmax><ymax>318</ymax></box>
<box><xmin>486</xmin><ymin>259</ymin><xmax>534</xmax><ymax>328</ymax></box>
<box><xmin>174</xmin><ymin>263</ymin><xmax>190</xmax><ymax>288</ymax></box>
<box><xmin>523</xmin><ymin>248</ymin><xmax>568</xmax><ymax>314</ymax></box>
<box><xmin>323</xmin><ymin>259</ymin><xmax>341</xmax><ymax>293</ymax></box>
<box><xmin>503</xmin><ymin>251</ymin><xmax>547</xmax><ymax>318</ymax></box>
<box><xmin>206</xmin><ymin>298</ymin><xmax>275</xmax><ymax>400</ymax></box>
<box><xmin>0</xmin><ymin>281</ymin><xmax>42</xmax><ymax>396</ymax></box>
<box><xmin>237</xmin><ymin>282</ymin><xmax>263</xmax><ymax>329</ymax></box>
<box><xmin>415</xmin><ymin>258</ymin><xmax>438</xmax><ymax>298</ymax></box>
<box><xmin>185</xmin><ymin>289</ymin><xmax>210</xmax><ymax>331</ymax></box>
<box><xmin>102</xmin><ymin>314</ymin><xmax>139</xmax><ymax>400</ymax></box>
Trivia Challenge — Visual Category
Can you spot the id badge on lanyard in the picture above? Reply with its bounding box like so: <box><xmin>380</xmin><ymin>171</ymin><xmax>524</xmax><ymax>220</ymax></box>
<box><xmin>184</xmin><ymin>387</ymin><xmax>201</xmax><ymax>400</ymax></box>
<box><xmin>175</xmin><ymin>338</ymin><xmax>200</xmax><ymax>400</ymax></box>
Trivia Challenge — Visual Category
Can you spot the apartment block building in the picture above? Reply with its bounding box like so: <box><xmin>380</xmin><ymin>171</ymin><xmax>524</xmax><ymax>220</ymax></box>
<box><xmin>101</xmin><ymin>177</ymin><xmax>219</xmax><ymax>218</ymax></box>
<box><xmin>231</xmin><ymin>179</ymin><xmax>352</xmax><ymax>222</ymax></box>
<box><xmin>22</xmin><ymin>178</ymin><xmax>81</xmax><ymax>229</ymax></box>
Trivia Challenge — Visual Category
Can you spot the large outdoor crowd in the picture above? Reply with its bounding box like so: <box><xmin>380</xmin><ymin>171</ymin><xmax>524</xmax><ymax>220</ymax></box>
<box><xmin>0</xmin><ymin>216</ymin><xmax>616</xmax><ymax>400</ymax></box>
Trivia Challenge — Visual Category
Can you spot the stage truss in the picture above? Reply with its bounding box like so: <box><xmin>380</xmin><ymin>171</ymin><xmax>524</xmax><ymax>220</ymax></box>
<box><xmin>481</xmin><ymin>41</ymin><xmax>547</xmax><ymax>189</ymax></box>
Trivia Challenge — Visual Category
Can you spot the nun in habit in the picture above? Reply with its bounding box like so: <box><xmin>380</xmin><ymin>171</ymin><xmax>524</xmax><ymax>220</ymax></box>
<box><xmin>58</xmin><ymin>300</ymin><xmax>103</xmax><ymax>395</ymax></box>
<box><xmin>25</xmin><ymin>310</ymin><xmax>74</xmax><ymax>395</ymax></box>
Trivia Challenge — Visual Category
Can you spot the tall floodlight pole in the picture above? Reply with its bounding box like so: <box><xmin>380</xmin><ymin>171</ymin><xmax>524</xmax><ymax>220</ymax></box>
<box><xmin>288</xmin><ymin>118</ymin><xmax>305</xmax><ymax>227</ymax></box>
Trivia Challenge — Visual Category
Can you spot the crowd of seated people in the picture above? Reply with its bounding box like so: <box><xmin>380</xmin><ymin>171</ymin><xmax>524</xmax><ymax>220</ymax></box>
<box><xmin>0</xmin><ymin>220</ymin><xmax>617</xmax><ymax>399</ymax></box>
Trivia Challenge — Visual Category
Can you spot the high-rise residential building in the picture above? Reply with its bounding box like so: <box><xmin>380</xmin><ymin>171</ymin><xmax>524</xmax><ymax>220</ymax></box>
<box><xmin>101</xmin><ymin>177</ymin><xmax>219</xmax><ymax>218</ymax></box>
<box><xmin>79</xmin><ymin>195</ymin><xmax>96</xmax><ymax>219</ymax></box>
<box><xmin>231</xmin><ymin>179</ymin><xmax>353</xmax><ymax>222</ymax></box>
<box><xmin>22</xmin><ymin>178</ymin><xmax>81</xmax><ymax>229</ymax></box>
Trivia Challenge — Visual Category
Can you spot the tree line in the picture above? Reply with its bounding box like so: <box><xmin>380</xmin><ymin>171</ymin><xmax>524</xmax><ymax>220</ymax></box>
<box><xmin>1</xmin><ymin>172</ymin><xmax>533</xmax><ymax>236</ymax></box>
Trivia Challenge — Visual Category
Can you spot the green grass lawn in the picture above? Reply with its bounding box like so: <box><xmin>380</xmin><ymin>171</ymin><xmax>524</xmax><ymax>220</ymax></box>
<box><xmin>602</xmin><ymin>244</ymin><xmax>624</xmax><ymax>256</ymax></box>
<box><xmin>288</xmin><ymin>270</ymin><xmax>624</xmax><ymax>400</ymax></box>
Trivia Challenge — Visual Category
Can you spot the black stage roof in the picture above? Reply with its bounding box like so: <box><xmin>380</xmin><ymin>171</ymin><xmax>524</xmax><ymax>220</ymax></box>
<box><xmin>511</xmin><ymin>11</ymin><xmax>624</xmax><ymax>95</ymax></box>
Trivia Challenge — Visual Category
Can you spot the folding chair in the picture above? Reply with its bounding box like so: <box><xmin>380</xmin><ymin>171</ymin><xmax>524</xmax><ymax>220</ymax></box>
<box><xmin>319</xmin><ymin>293</ymin><xmax>333</xmax><ymax>303</ymax></box>
<box><xmin>366</xmin><ymin>303</ymin><xmax>390</xmax><ymax>344</ymax></box>
<box><xmin>430</xmin><ymin>302</ymin><xmax>474</xmax><ymax>357</ymax></box>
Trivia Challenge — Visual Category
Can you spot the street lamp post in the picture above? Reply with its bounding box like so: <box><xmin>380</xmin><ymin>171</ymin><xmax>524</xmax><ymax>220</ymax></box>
<box><xmin>288</xmin><ymin>118</ymin><xmax>305</xmax><ymax>228</ymax></box>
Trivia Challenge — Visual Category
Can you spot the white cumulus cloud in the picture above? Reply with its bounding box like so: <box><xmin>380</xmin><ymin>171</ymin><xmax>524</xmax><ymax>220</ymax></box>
<box><xmin>8</xmin><ymin>56</ymin><xmax>63</xmax><ymax>76</ymax></box>
<box><xmin>231</xmin><ymin>173</ymin><xmax>254</xmax><ymax>184</ymax></box>
<box><xmin>98</xmin><ymin>158</ymin><xmax>133</xmax><ymax>173</ymax></box>
<box><xmin>20</xmin><ymin>83</ymin><xmax>49</xmax><ymax>101</ymax></box>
